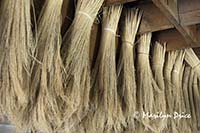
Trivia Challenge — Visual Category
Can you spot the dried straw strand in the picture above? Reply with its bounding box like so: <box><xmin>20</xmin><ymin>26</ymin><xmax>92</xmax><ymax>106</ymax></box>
<box><xmin>0</xmin><ymin>0</ymin><xmax>33</xmax><ymax>127</ymax></box>
<box><xmin>185</xmin><ymin>48</ymin><xmax>200</xmax><ymax>77</ymax></box>
<box><xmin>171</xmin><ymin>50</ymin><xmax>185</xmax><ymax>132</ymax></box>
<box><xmin>151</xmin><ymin>42</ymin><xmax>167</xmax><ymax>132</ymax></box>
<box><xmin>90</xmin><ymin>5</ymin><xmax>125</xmax><ymax>132</ymax></box>
<box><xmin>26</xmin><ymin>0</ymin><xmax>64</xmax><ymax>132</ymax></box>
<box><xmin>61</xmin><ymin>0</ymin><xmax>104</xmax><ymax>129</ymax></box>
<box><xmin>164</xmin><ymin>51</ymin><xmax>178</xmax><ymax>131</ymax></box>
<box><xmin>136</xmin><ymin>33</ymin><xmax>161</xmax><ymax>132</ymax></box>
<box><xmin>178</xmin><ymin>63</ymin><xmax>188</xmax><ymax>132</ymax></box>
<box><xmin>117</xmin><ymin>8</ymin><xmax>142</xmax><ymax>130</ymax></box>
<box><xmin>185</xmin><ymin>48</ymin><xmax>200</xmax><ymax>130</ymax></box>
<box><xmin>182</xmin><ymin>67</ymin><xmax>193</xmax><ymax>132</ymax></box>
<box><xmin>188</xmin><ymin>69</ymin><xmax>198</xmax><ymax>132</ymax></box>
<box><xmin>193</xmin><ymin>73</ymin><xmax>200</xmax><ymax>130</ymax></box>
<box><xmin>152</xmin><ymin>42</ymin><xmax>166</xmax><ymax>91</ymax></box>
<box><xmin>172</xmin><ymin>50</ymin><xmax>185</xmax><ymax>113</ymax></box>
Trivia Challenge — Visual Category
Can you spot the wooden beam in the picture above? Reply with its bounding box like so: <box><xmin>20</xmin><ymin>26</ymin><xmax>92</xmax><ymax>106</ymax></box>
<box><xmin>137</xmin><ymin>1</ymin><xmax>200</xmax><ymax>34</ymax></box>
<box><xmin>152</xmin><ymin>0</ymin><xmax>200</xmax><ymax>49</ymax></box>
<box><xmin>138</xmin><ymin>2</ymin><xmax>174</xmax><ymax>34</ymax></box>
<box><xmin>179</xmin><ymin>0</ymin><xmax>200</xmax><ymax>13</ymax></box>
<box><xmin>154</xmin><ymin>29</ymin><xmax>190</xmax><ymax>51</ymax></box>
<box><xmin>180</xmin><ymin>10</ymin><xmax>200</xmax><ymax>26</ymax></box>
<box><xmin>179</xmin><ymin>0</ymin><xmax>200</xmax><ymax>26</ymax></box>
<box><xmin>105</xmin><ymin>0</ymin><xmax>137</xmax><ymax>5</ymax></box>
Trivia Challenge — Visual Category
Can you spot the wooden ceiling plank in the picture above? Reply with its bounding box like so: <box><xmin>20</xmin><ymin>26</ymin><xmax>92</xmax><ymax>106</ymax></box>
<box><xmin>137</xmin><ymin>1</ymin><xmax>200</xmax><ymax>34</ymax></box>
<box><xmin>152</xmin><ymin>0</ymin><xmax>200</xmax><ymax>49</ymax></box>
<box><xmin>180</xmin><ymin>10</ymin><xmax>200</xmax><ymax>26</ymax></box>
<box><xmin>138</xmin><ymin>2</ymin><xmax>174</xmax><ymax>34</ymax></box>
<box><xmin>179</xmin><ymin>0</ymin><xmax>200</xmax><ymax>26</ymax></box>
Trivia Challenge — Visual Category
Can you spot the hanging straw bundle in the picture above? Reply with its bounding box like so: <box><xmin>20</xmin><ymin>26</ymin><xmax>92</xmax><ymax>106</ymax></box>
<box><xmin>0</xmin><ymin>0</ymin><xmax>33</xmax><ymax>127</ymax></box>
<box><xmin>136</xmin><ymin>33</ymin><xmax>161</xmax><ymax>132</ymax></box>
<box><xmin>171</xmin><ymin>50</ymin><xmax>185</xmax><ymax>132</ymax></box>
<box><xmin>24</xmin><ymin>0</ymin><xmax>64</xmax><ymax>132</ymax></box>
<box><xmin>193</xmin><ymin>73</ymin><xmax>200</xmax><ymax>130</ymax></box>
<box><xmin>89</xmin><ymin>5</ymin><xmax>125</xmax><ymax>132</ymax></box>
<box><xmin>172</xmin><ymin>51</ymin><xmax>185</xmax><ymax>113</ymax></box>
<box><xmin>185</xmin><ymin>48</ymin><xmax>200</xmax><ymax>130</ymax></box>
<box><xmin>188</xmin><ymin>69</ymin><xmax>198</xmax><ymax>132</ymax></box>
<box><xmin>152</xmin><ymin>42</ymin><xmax>166</xmax><ymax>91</ymax></box>
<box><xmin>178</xmin><ymin>61</ymin><xmax>188</xmax><ymax>132</ymax></box>
<box><xmin>185</xmin><ymin>48</ymin><xmax>200</xmax><ymax>77</ymax></box>
<box><xmin>151</xmin><ymin>42</ymin><xmax>167</xmax><ymax>131</ymax></box>
<box><xmin>117</xmin><ymin>8</ymin><xmax>142</xmax><ymax>130</ymax></box>
<box><xmin>163</xmin><ymin>51</ymin><xmax>178</xmax><ymax>132</ymax></box>
<box><xmin>182</xmin><ymin>66</ymin><xmax>193</xmax><ymax>132</ymax></box>
<box><xmin>61</xmin><ymin>0</ymin><xmax>104</xmax><ymax>129</ymax></box>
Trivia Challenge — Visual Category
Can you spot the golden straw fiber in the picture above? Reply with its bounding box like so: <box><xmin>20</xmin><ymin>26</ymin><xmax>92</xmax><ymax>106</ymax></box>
<box><xmin>136</xmin><ymin>33</ymin><xmax>161</xmax><ymax>132</ymax></box>
<box><xmin>0</xmin><ymin>0</ymin><xmax>33</xmax><ymax>128</ymax></box>
<box><xmin>151</xmin><ymin>42</ymin><xmax>167</xmax><ymax>132</ymax></box>
<box><xmin>188</xmin><ymin>69</ymin><xmax>198</xmax><ymax>132</ymax></box>
<box><xmin>163</xmin><ymin>51</ymin><xmax>178</xmax><ymax>132</ymax></box>
<box><xmin>89</xmin><ymin>5</ymin><xmax>126</xmax><ymax>133</ymax></box>
<box><xmin>26</xmin><ymin>0</ymin><xmax>64</xmax><ymax>132</ymax></box>
<box><xmin>117</xmin><ymin>8</ymin><xmax>142</xmax><ymax>131</ymax></box>
<box><xmin>61</xmin><ymin>0</ymin><xmax>104</xmax><ymax>130</ymax></box>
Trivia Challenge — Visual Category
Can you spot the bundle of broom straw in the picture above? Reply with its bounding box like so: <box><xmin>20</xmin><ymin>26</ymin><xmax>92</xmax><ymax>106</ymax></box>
<box><xmin>163</xmin><ymin>51</ymin><xmax>178</xmax><ymax>132</ymax></box>
<box><xmin>172</xmin><ymin>51</ymin><xmax>185</xmax><ymax>114</ymax></box>
<box><xmin>182</xmin><ymin>66</ymin><xmax>193</xmax><ymax>132</ymax></box>
<box><xmin>117</xmin><ymin>8</ymin><xmax>142</xmax><ymax>131</ymax></box>
<box><xmin>187</xmin><ymin>54</ymin><xmax>200</xmax><ymax>129</ymax></box>
<box><xmin>193</xmin><ymin>73</ymin><xmax>200</xmax><ymax>130</ymax></box>
<box><xmin>185</xmin><ymin>48</ymin><xmax>200</xmax><ymax>77</ymax></box>
<box><xmin>178</xmin><ymin>60</ymin><xmax>188</xmax><ymax>132</ymax></box>
<box><xmin>152</xmin><ymin>42</ymin><xmax>166</xmax><ymax>91</ymax></box>
<box><xmin>90</xmin><ymin>5</ymin><xmax>125</xmax><ymax>132</ymax></box>
<box><xmin>25</xmin><ymin>0</ymin><xmax>64</xmax><ymax>132</ymax></box>
<box><xmin>0</xmin><ymin>0</ymin><xmax>33</xmax><ymax>127</ymax></box>
<box><xmin>171</xmin><ymin>50</ymin><xmax>185</xmax><ymax>132</ymax></box>
<box><xmin>188</xmin><ymin>69</ymin><xmax>198</xmax><ymax>132</ymax></box>
<box><xmin>151</xmin><ymin>42</ymin><xmax>167</xmax><ymax>131</ymax></box>
<box><xmin>136</xmin><ymin>33</ymin><xmax>161</xmax><ymax>132</ymax></box>
<box><xmin>61</xmin><ymin>0</ymin><xmax>104</xmax><ymax>129</ymax></box>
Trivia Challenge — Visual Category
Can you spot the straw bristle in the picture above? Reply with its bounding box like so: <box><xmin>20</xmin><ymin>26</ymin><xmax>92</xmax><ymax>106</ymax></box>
<box><xmin>117</xmin><ymin>8</ymin><xmax>142</xmax><ymax>131</ymax></box>
<box><xmin>163</xmin><ymin>51</ymin><xmax>177</xmax><ymax>132</ymax></box>
<box><xmin>152</xmin><ymin>42</ymin><xmax>166</xmax><ymax>91</ymax></box>
<box><xmin>0</xmin><ymin>0</ymin><xmax>33</xmax><ymax>127</ymax></box>
<box><xmin>0</xmin><ymin>0</ymin><xmax>199</xmax><ymax>132</ymax></box>
<box><xmin>151</xmin><ymin>42</ymin><xmax>167</xmax><ymax>131</ymax></box>
<box><xmin>193</xmin><ymin>73</ymin><xmax>200</xmax><ymax>130</ymax></box>
<box><xmin>61</xmin><ymin>0</ymin><xmax>104</xmax><ymax>130</ymax></box>
<box><xmin>188</xmin><ymin>69</ymin><xmax>198</xmax><ymax>132</ymax></box>
<box><xmin>89</xmin><ymin>5</ymin><xmax>125</xmax><ymax>132</ymax></box>
<box><xmin>172</xmin><ymin>50</ymin><xmax>185</xmax><ymax>113</ymax></box>
<box><xmin>178</xmin><ymin>62</ymin><xmax>188</xmax><ymax>132</ymax></box>
<box><xmin>182</xmin><ymin>67</ymin><xmax>193</xmax><ymax>132</ymax></box>
<box><xmin>136</xmin><ymin>33</ymin><xmax>161</xmax><ymax>132</ymax></box>
<box><xmin>185</xmin><ymin>48</ymin><xmax>200</xmax><ymax>77</ymax></box>
<box><xmin>24</xmin><ymin>0</ymin><xmax>65</xmax><ymax>132</ymax></box>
